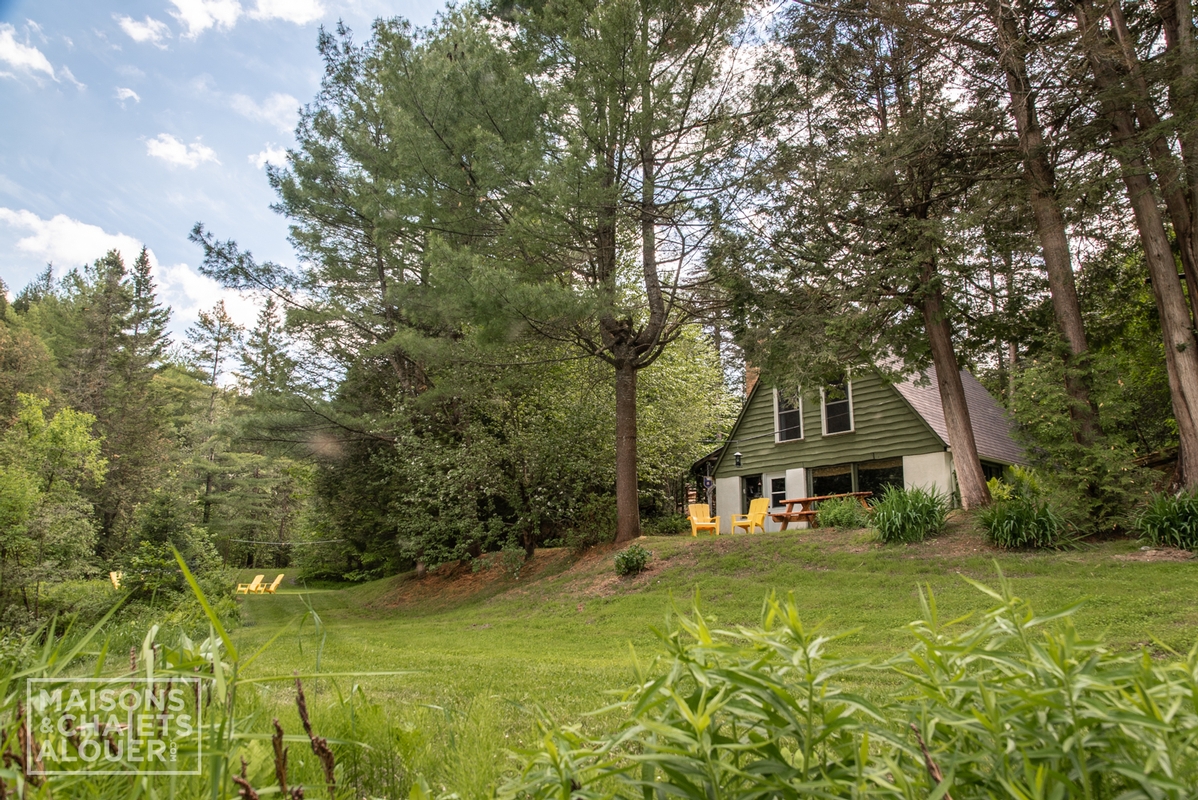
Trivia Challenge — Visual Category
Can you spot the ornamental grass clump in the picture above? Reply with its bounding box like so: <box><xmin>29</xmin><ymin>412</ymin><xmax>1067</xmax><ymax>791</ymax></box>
<box><xmin>816</xmin><ymin>496</ymin><xmax>870</xmax><ymax>529</ymax></box>
<box><xmin>979</xmin><ymin>471</ymin><xmax>1065</xmax><ymax>549</ymax></box>
<box><xmin>979</xmin><ymin>494</ymin><xmax>1064</xmax><ymax>548</ymax></box>
<box><xmin>1136</xmin><ymin>491</ymin><xmax>1198</xmax><ymax>550</ymax></box>
<box><xmin>870</xmin><ymin>485</ymin><xmax>947</xmax><ymax>543</ymax></box>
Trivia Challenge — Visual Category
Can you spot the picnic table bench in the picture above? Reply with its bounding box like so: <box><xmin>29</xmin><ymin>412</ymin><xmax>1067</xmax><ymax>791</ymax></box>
<box><xmin>770</xmin><ymin>492</ymin><xmax>872</xmax><ymax>531</ymax></box>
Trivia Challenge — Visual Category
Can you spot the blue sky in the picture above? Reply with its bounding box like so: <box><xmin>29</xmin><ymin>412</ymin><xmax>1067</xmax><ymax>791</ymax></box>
<box><xmin>0</xmin><ymin>0</ymin><xmax>442</xmax><ymax>332</ymax></box>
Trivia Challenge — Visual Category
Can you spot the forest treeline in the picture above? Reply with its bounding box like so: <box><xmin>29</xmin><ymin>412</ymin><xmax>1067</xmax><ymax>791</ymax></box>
<box><xmin>0</xmin><ymin>245</ymin><xmax>732</xmax><ymax>627</ymax></box>
<box><xmin>2</xmin><ymin>0</ymin><xmax>1196</xmax><ymax>625</ymax></box>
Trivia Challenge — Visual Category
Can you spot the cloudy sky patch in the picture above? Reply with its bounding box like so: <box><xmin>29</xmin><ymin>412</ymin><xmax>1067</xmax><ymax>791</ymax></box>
<box><xmin>0</xmin><ymin>0</ymin><xmax>443</xmax><ymax>333</ymax></box>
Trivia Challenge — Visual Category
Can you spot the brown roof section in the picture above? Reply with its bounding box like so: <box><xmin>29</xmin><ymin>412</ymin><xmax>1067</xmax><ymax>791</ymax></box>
<box><xmin>892</xmin><ymin>366</ymin><xmax>1025</xmax><ymax>465</ymax></box>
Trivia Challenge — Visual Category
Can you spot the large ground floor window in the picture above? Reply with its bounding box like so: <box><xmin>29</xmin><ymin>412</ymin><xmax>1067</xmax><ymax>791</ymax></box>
<box><xmin>811</xmin><ymin>458</ymin><xmax>905</xmax><ymax>497</ymax></box>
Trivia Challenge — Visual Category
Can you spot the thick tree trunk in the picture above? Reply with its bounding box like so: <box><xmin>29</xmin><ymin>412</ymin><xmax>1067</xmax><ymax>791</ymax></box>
<box><xmin>1076</xmin><ymin>0</ymin><xmax>1198</xmax><ymax>487</ymax></box>
<box><xmin>989</xmin><ymin>0</ymin><xmax>1099</xmax><ymax>444</ymax></box>
<box><xmin>921</xmin><ymin>265</ymin><xmax>991</xmax><ymax>509</ymax></box>
<box><xmin>614</xmin><ymin>361</ymin><xmax>641</xmax><ymax>542</ymax></box>
<box><xmin>1108</xmin><ymin>2</ymin><xmax>1198</xmax><ymax>326</ymax></box>
<box><xmin>1158</xmin><ymin>0</ymin><xmax>1198</xmax><ymax>247</ymax></box>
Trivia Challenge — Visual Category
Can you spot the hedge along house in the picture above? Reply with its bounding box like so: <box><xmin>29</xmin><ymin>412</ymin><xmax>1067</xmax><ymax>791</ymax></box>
<box><xmin>708</xmin><ymin>366</ymin><xmax>1024</xmax><ymax>532</ymax></box>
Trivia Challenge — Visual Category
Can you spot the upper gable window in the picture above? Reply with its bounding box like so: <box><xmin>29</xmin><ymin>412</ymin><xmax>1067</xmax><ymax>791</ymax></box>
<box><xmin>774</xmin><ymin>390</ymin><xmax>803</xmax><ymax>442</ymax></box>
<box><xmin>821</xmin><ymin>378</ymin><xmax>854</xmax><ymax>435</ymax></box>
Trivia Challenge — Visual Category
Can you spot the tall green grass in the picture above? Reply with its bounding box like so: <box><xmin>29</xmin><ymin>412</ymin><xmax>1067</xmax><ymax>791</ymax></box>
<box><xmin>1137</xmin><ymin>492</ymin><xmax>1198</xmax><ymax>550</ymax></box>
<box><xmin>871</xmin><ymin>486</ymin><xmax>948</xmax><ymax>543</ymax></box>
<box><xmin>0</xmin><ymin>549</ymin><xmax>414</xmax><ymax>799</ymax></box>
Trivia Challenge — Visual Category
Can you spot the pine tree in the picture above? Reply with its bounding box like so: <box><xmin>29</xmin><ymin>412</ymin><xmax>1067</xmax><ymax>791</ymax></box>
<box><xmin>185</xmin><ymin>300</ymin><xmax>244</xmax><ymax>525</ymax></box>
<box><xmin>237</xmin><ymin>297</ymin><xmax>295</xmax><ymax>396</ymax></box>
<box><xmin>95</xmin><ymin>246</ymin><xmax>173</xmax><ymax>552</ymax></box>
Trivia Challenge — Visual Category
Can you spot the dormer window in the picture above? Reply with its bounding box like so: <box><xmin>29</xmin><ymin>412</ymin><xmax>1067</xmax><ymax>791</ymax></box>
<box><xmin>821</xmin><ymin>378</ymin><xmax>854</xmax><ymax>435</ymax></box>
<box><xmin>774</xmin><ymin>390</ymin><xmax>803</xmax><ymax>442</ymax></box>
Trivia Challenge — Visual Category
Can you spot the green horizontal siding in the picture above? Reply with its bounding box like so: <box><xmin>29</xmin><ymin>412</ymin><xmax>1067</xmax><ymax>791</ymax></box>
<box><xmin>713</xmin><ymin>372</ymin><xmax>945</xmax><ymax>479</ymax></box>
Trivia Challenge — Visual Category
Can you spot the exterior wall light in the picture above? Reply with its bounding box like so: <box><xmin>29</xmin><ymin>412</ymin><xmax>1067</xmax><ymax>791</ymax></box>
<box><xmin>734</xmin><ymin>451</ymin><xmax>742</xmax><ymax>467</ymax></box>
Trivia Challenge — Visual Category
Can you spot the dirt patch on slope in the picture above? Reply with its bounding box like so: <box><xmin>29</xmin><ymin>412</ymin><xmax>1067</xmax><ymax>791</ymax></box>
<box><xmin>373</xmin><ymin>547</ymin><xmax>580</xmax><ymax>609</ymax></box>
<box><xmin>1113</xmin><ymin>548</ymin><xmax>1195</xmax><ymax>562</ymax></box>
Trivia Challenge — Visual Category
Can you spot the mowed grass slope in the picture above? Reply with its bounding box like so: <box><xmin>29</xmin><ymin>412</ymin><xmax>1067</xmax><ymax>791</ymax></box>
<box><xmin>232</xmin><ymin>521</ymin><xmax>1198</xmax><ymax>797</ymax></box>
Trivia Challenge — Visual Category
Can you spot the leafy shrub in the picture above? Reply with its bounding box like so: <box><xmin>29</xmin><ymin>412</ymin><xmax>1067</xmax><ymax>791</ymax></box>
<box><xmin>1137</xmin><ymin>491</ymin><xmax>1198</xmax><ymax>550</ymax></box>
<box><xmin>979</xmin><ymin>494</ymin><xmax>1065</xmax><ymax>549</ymax></box>
<box><xmin>815</xmin><ymin>497</ymin><xmax>870</xmax><ymax>529</ymax></box>
<box><xmin>642</xmin><ymin>513</ymin><xmax>690</xmax><ymax>535</ymax></box>
<box><xmin>501</xmin><ymin>545</ymin><xmax>526</xmax><ymax>578</ymax></box>
<box><xmin>614</xmin><ymin>543</ymin><xmax>651</xmax><ymax>576</ymax></box>
<box><xmin>505</xmin><ymin>580</ymin><xmax>1198</xmax><ymax>800</ymax></box>
<box><xmin>562</xmin><ymin>494</ymin><xmax>618</xmax><ymax>552</ymax></box>
<box><xmin>870</xmin><ymin>485</ymin><xmax>947</xmax><ymax>543</ymax></box>
<box><xmin>986</xmin><ymin>475</ymin><xmax>1013</xmax><ymax>501</ymax></box>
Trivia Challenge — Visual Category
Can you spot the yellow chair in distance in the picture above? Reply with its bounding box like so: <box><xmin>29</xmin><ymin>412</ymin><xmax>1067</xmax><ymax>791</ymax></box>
<box><xmin>689</xmin><ymin>504</ymin><xmax>719</xmax><ymax>537</ymax></box>
<box><xmin>257</xmin><ymin>574</ymin><xmax>285</xmax><ymax>594</ymax></box>
<box><xmin>237</xmin><ymin>574</ymin><xmax>265</xmax><ymax>594</ymax></box>
<box><xmin>732</xmin><ymin>497</ymin><xmax>770</xmax><ymax>535</ymax></box>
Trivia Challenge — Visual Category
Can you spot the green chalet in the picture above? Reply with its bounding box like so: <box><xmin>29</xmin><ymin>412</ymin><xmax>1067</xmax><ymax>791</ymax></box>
<box><xmin>704</xmin><ymin>366</ymin><xmax>1024</xmax><ymax>532</ymax></box>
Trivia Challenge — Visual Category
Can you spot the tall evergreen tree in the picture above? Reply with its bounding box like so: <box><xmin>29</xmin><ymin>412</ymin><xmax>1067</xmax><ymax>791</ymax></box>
<box><xmin>237</xmin><ymin>297</ymin><xmax>295</xmax><ymax>396</ymax></box>
<box><xmin>185</xmin><ymin>300</ymin><xmax>244</xmax><ymax>525</ymax></box>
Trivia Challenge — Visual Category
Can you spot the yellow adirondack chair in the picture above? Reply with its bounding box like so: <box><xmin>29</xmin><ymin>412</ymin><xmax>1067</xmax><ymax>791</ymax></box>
<box><xmin>237</xmin><ymin>574</ymin><xmax>265</xmax><ymax>594</ymax></box>
<box><xmin>109</xmin><ymin>571</ymin><xmax>123</xmax><ymax>590</ymax></box>
<box><xmin>732</xmin><ymin>498</ymin><xmax>770</xmax><ymax>535</ymax></box>
<box><xmin>688</xmin><ymin>504</ymin><xmax>719</xmax><ymax>537</ymax></box>
<box><xmin>256</xmin><ymin>574</ymin><xmax>285</xmax><ymax>594</ymax></box>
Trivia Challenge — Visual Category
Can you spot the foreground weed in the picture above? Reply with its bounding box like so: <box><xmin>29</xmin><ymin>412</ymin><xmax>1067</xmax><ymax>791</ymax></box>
<box><xmin>504</xmin><ymin>573</ymin><xmax>1198</xmax><ymax>799</ymax></box>
<box><xmin>0</xmin><ymin>548</ymin><xmax>414</xmax><ymax>799</ymax></box>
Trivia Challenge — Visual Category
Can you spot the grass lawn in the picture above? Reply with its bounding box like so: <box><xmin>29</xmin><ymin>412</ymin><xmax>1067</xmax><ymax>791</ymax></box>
<box><xmin>231</xmin><ymin>518</ymin><xmax>1198</xmax><ymax>798</ymax></box>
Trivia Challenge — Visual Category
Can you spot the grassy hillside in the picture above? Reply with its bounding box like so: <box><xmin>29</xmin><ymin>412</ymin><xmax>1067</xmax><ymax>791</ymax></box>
<box><xmin>231</xmin><ymin>519</ymin><xmax>1198</xmax><ymax>798</ymax></box>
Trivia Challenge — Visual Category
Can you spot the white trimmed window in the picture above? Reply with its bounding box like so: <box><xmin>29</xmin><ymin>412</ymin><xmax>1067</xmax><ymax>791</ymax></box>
<box><xmin>773</xmin><ymin>390</ymin><xmax>803</xmax><ymax>442</ymax></box>
<box><xmin>821</xmin><ymin>378</ymin><xmax>854</xmax><ymax>435</ymax></box>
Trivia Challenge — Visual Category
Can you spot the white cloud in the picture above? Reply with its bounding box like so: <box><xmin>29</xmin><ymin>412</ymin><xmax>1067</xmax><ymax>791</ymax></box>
<box><xmin>230</xmin><ymin>92</ymin><xmax>299</xmax><ymax>133</ymax></box>
<box><xmin>0</xmin><ymin>207</ymin><xmax>147</xmax><ymax>269</ymax></box>
<box><xmin>59</xmin><ymin>65</ymin><xmax>85</xmax><ymax>90</ymax></box>
<box><xmin>250</xmin><ymin>0</ymin><xmax>324</xmax><ymax>24</ymax></box>
<box><xmin>115</xmin><ymin>15</ymin><xmax>170</xmax><ymax>46</ymax></box>
<box><xmin>115</xmin><ymin>86</ymin><xmax>140</xmax><ymax>105</ymax></box>
<box><xmin>0</xmin><ymin>23</ymin><xmax>55</xmax><ymax>80</ymax></box>
<box><xmin>0</xmin><ymin>207</ymin><xmax>258</xmax><ymax>329</ymax></box>
<box><xmin>164</xmin><ymin>0</ymin><xmax>326</xmax><ymax>37</ymax></box>
<box><xmin>168</xmin><ymin>0</ymin><xmax>243</xmax><ymax>38</ymax></box>
<box><xmin>249</xmin><ymin>144</ymin><xmax>287</xmax><ymax>169</ymax></box>
<box><xmin>145</xmin><ymin>134</ymin><xmax>220</xmax><ymax>168</ymax></box>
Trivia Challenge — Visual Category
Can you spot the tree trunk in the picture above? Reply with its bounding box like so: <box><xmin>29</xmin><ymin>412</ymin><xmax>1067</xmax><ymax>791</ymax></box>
<box><xmin>1157</xmin><ymin>0</ymin><xmax>1198</xmax><ymax>250</ymax></box>
<box><xmin>1107</xmin><ymin>1</ymin><xmax>1198</xmax><ymax>327</ymax></box>
<box><xmin>988</xmin><ymin>0</ymin><xmax>1099</xmax><ymax>443</ymax></box>
<box><xmin>1075</xmin><ymin>0</ymin><xmax>1198</xmax><ymax>487</ymax></box>
<box><xmin>920</xmin><ymin>264</ymin><xmax>991</xmax><ymax>509</ymax></box>
<box><xmin>614</xmin><ymin>361</ymin><xmax>641</xmax><ymax>542</ymax></box>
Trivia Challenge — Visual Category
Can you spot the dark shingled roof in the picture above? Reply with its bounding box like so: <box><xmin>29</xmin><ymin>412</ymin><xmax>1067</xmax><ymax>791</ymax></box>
<box><xmin>893</xmin><ymin>366</ymin><xmax>1025</xmax><ymax>465</ymax></box>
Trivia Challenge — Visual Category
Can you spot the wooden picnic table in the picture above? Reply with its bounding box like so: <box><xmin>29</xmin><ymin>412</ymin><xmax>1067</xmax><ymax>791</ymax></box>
<box><xmin>770</xmin><ymin>491</ymin><xmax>872</xmax><ymax>531</ymax></box>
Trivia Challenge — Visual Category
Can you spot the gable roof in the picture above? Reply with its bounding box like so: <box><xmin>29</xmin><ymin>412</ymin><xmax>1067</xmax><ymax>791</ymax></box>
<box><xmin>893</xmin><ymin>366</ymin><xmax>1024</xmax><ymax>465</ymax></box>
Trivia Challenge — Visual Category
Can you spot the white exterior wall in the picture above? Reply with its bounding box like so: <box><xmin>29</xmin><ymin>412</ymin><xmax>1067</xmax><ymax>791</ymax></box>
<box><xmin>902</xmin><ymin>451</ymin><xmax>954</xmax><ymax>498</ymax></box>
<box><xmin>784</xmin><ymin>467</ymin><xmax>808</xmax><ymax>530</ymax></box>
<box><xmin>714</xmin><ymin>476</ymin><xmax>740</xmax><ymax>534</ymax></box>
